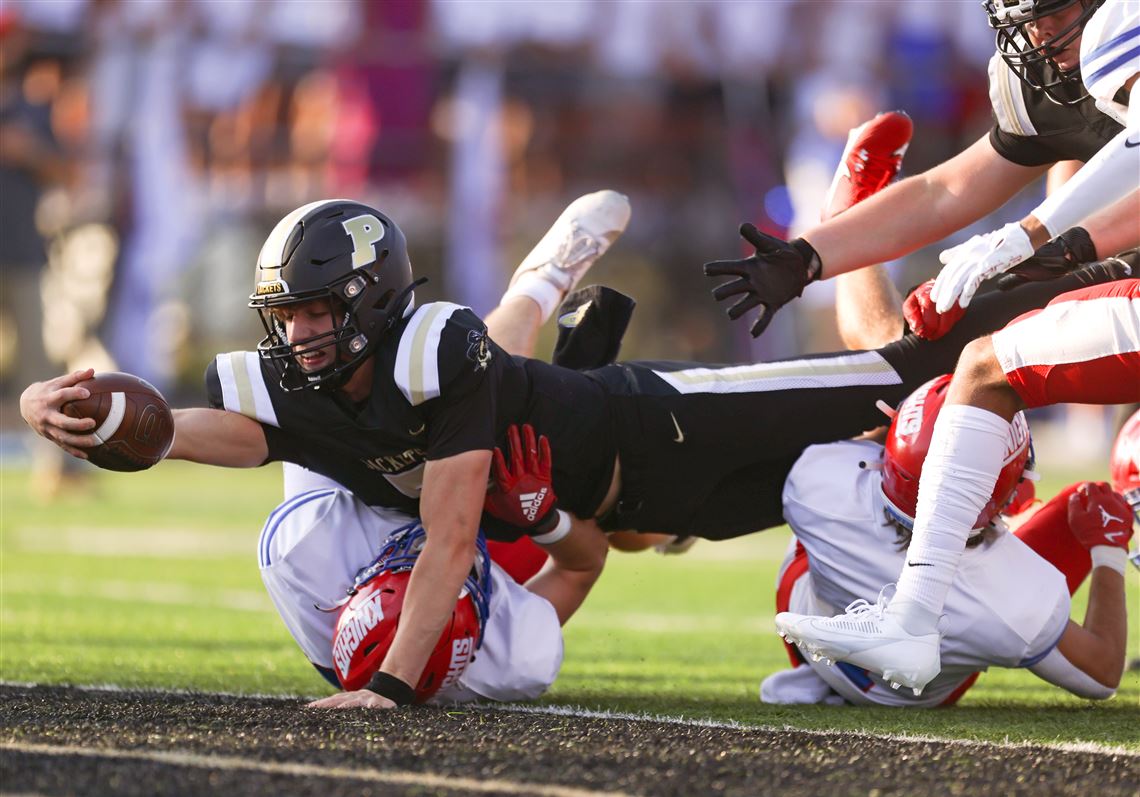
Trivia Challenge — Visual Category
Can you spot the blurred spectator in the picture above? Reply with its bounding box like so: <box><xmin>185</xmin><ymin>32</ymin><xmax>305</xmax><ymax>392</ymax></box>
<box><xmin>0</xmin><ymin>0</ymin><xmax>1118</xmax><ymax>469</ymax></box>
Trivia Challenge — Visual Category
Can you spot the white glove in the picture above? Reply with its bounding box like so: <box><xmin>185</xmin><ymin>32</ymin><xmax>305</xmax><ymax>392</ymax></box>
<box><xmin>931</xmin><ymin>222</ymin><xmax>1035</xmax><ymax>312</ymax></box>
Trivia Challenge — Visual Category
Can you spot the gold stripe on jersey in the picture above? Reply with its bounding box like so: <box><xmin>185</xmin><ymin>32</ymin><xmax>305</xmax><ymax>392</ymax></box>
<box><xmin>988</xmin><ymin>51</ymin><xmax>1036</xmax><ymax>137</ymax></box>
<box><xmin>654</xmin><ymin>352</ymin><xmax>901</xmax><ymax>394</ymax></box>
<box><xmin>227</xmin><ymin>352</ymin><xmax>258</xmax><ymax>418</ymax></box>
<box><xmin>406</xmin><ymin>303</ymin><xmax>451</xmax><ymax>406</ymax></box>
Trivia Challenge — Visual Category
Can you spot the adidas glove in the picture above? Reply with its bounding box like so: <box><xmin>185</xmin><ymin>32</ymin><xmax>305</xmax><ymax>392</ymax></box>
<box><xmin>483</xmin><ymin>423</ymin><xmax>560</xmax><ymax>536</ymax></box>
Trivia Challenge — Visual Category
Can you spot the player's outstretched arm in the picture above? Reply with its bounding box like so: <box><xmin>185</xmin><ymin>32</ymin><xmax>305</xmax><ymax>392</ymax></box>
<box><xmin>1077</xmin><ymin>189</ymin><xmax>1140</xmax><ymax>262</ymax></box>
<box><xmin>21</xmin><ymin>370</ymin><xmax>270</xmax><ymax>468</ymax></box>
<box><xmin>934</xmin><ymin>132</ymin><xmax>1140</xmax><ymax>312</ymax></box>
<box><xmin>524</xmin><ymin>514</ymin><xmax>609</xmax><ymax>624</ymax></box>
<box><xmin>20</xmin><ymin>370</ymin><xmax>99</xmax><ymax>458</ymax></box>
<box><xmin>167</xmin><ymin>408</ymin><xmax>269</xmax><ymax>467</ymax></box>
<box><xmin>1031</xmin><ymin>483</ymin><xmax>1132</xmax><ymax>697</ymax></box>
<box><xmin>311</xmin><ymin>449</ymin><xmax>492</xmax><ymax>710</ymax></box>
<box><xmin>803</xmin><ymin>135</ymin><xmax>1047</xmax><ymax>280</ymax></box>
<box><xmin>706</xmin><ymin>135</ymin><xmax>1047</xmax><ymax>336</ymax></box>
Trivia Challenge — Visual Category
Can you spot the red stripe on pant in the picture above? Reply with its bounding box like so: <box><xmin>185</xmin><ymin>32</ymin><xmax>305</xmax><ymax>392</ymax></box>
<box><xmin>775</xmin><ymin>541</ymin><xmax>810</xmax><ymax>667</ymax></box>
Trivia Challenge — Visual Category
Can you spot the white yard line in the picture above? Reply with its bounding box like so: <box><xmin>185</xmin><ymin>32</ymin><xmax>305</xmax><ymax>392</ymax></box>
<box><xmin>489</xmin><ymin>703</ymin><xmax>1140</xmax><ymax>758</ymax></box>
<box><xmin>0</xmin><ymin>741</ymin><xmax>632</xmax><ymax>797</ymax></box>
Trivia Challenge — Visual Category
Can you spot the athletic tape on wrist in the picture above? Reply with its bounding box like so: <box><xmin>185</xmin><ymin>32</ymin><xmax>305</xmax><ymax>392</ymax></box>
<box><xmin>365</xmin><ymin>671</ymin><xmax>416</xmax><ymax>706</ymax></box>
<box><xmin>531</xmin><ymin>509</ymin><xmax>572</xmax><ymax>545</ymax></box>
<box><xmin>1090</xmin><ymin>546</ymin><xmax>1127</xmax><ymax>576</ymax></box>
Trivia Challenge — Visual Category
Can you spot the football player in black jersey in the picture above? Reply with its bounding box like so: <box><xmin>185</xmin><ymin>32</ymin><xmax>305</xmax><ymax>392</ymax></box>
<box><xmin>705</xmin><ymin>0</ymin><xmax>1133</xmax><ymax>339</ymax></box>
<box><xmin>22</xmin><ymin>189</ymin><xmax>1129</xmax><ymax>709</ymax></box>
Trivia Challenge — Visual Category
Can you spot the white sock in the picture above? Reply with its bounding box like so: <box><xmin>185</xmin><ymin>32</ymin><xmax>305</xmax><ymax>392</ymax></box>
<box><xmin>890</xmin><ymin>404</ymin><xmax>1011</xmax><ymax>633</ymax></box>
<box><xmin>503</xmin><ymin>275</ymin><xmax>563</xmax><ymax>325</ymax></box>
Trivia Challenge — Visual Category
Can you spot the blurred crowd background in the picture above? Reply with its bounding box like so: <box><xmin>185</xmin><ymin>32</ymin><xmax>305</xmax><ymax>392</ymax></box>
<box><xmin>0</xmin><ymin>0</ymin><xmax>1116</xmax><ymax>487</ymax></box>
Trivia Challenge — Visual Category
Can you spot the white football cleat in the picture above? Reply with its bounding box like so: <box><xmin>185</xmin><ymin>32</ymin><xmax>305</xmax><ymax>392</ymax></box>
<box><xmin>774</xmin><ymin>591</ymin><xmax>940</xmax><ymax>697</ymax></box>
<box><xmin>510</xmin><ymin>190</ymin><xmax>631</xmax><ymax>297</ymax></box>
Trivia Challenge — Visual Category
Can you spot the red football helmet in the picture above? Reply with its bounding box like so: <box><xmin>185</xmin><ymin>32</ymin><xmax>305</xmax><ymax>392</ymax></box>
<box><xmin>331</xmin><ymin>523</ymin><xmax>492</xmax><ymax>702</ymax></box>
<box><xmin>880</xmin><ymin>375</ymin><xmax>1034</xmax><ymax>530</ymax></box>
<box><xmin>1110</xmin><ymin>409</ymin><xmax>1140</xmax><ymax>513</ymax></box>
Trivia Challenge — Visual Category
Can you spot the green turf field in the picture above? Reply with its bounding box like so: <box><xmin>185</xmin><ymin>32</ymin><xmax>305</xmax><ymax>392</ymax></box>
<box><xmin>2</xmin><ymin>462</ymin><xmax>1137</xmax><ymax>749</ymax></box>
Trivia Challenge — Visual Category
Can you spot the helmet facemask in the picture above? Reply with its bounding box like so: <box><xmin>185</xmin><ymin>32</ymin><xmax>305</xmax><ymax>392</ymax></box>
<box><xmin>253</xmin><ymin>273</ymin><xmax>418</xmax><ymax>392</ymax></box>
<box><xmin>985</xmin><ymin>0</ymin><xmax>1103</xmax><ymax>105</ymax></box>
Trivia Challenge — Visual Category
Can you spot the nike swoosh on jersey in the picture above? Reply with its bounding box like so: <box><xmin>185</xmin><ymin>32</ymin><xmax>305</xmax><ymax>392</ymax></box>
<box><xmin>906</xmin><ymin>561</ymin><xmax>934</xmax><ymax>567</ymax></box>
<box><xmin>669</xmin><ymin>412</ymin><xmax>684</xmax><ymax>444</ymax></box>
<box><xmin>1126</xmin><ymin>137</ymin><xmax>1140</xmax><ymax>148</ymax></box>
<box><xmin>408</xmin><ymin>423</ymin><xmax>426</xmax><ymax>436</ymax></box>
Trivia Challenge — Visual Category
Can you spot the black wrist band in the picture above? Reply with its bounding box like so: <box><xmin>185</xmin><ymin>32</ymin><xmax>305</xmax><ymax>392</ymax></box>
<box><xmin>366</xmin><ymin>671</ymin><xmax>416</xmax><ymax>706</ymax></box>
<box><xmin>790</xmin><ymin>238</ymin><xmax>823</xmax><ymax>283</ymax></box>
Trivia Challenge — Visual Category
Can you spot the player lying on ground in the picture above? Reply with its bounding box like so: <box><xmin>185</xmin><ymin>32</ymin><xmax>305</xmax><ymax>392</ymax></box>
<box><xmin>705</xmin><ymin>0</ymin><xmax>1136</xmax><ymax>338</ymax></box>
<box><xmin>776</xmin><ymin>278</ymin><xmax>1140</xmax><ymax>693</ymax></box>
<box><xmin>762</xmin><ymin>377</ymin><xmax>1133</xmax><ymax>706</ymax></box>
<box><xmin>20</xmin><ymin>129</ymin><xmax>1131</xmax><ymax>710</ymax></box>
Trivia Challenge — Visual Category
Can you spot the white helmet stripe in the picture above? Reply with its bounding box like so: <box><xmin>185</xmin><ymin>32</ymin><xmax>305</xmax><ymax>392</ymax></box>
<box><xmin>256</xmin><ymin>198</ymin><xmax>355</xmax><ymax>272</ymax></box>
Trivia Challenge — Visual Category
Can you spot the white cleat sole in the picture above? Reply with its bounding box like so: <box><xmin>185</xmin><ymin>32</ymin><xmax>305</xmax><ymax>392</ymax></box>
<box><xmin>775</xmin><ymin>612</ymin><xmax>939</xmax><ymax>695</ymax></box>
<box><xmin>510</xmin><ymin>190</ymin><xmax>631</xmax><ymax>295</ymax></box>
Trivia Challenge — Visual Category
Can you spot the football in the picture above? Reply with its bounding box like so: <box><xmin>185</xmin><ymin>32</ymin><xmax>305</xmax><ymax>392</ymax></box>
<box><xmin>62</xmin><ymin>372</ymin><xmax>175</xmax><ymax>472</ymax></box>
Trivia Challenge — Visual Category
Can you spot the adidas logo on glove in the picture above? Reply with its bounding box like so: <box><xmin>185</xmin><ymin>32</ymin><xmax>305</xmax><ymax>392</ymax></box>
<box><xmin>519</xmin><ymin>489</ymin><xmax>549</xmax><ymax>522</ymax></box>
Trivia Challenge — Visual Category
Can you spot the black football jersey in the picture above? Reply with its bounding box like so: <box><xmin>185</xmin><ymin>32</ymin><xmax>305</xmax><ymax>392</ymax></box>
<box><xmin>986</xmin><ymin>52</ymin><xmax>1124</xmax><ymax>166</ymax></box>
<box><xmin>207</xmin><ymin>302</ymin><xmax>616</xmax><ymax>527</ymax></box>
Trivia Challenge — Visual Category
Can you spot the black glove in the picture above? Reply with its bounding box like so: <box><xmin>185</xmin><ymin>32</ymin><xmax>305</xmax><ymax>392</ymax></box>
<box><xmin>995</xmin><ymin>227</ymin><xmax>1098</xmax><ymax>291</ymax></box>
<box><xmin>704</xmin><ymin>223</ymin><xmax>822</xmax><ymax>337</ymax></box>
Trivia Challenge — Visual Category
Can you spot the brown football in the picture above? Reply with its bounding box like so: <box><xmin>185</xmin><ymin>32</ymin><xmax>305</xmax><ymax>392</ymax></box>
<box><xmin>62</xmin><ymin>372</ymin><xmax>175</xmax><ymax>472</ymax></box>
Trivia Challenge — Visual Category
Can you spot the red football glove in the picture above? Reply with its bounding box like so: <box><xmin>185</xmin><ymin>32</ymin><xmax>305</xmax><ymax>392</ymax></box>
<box><xmin>1067</xmin><ymin>481</ymin><xmax>1134</xmax><ymax>551</ymax></box>
<box><xmin>904</xmin><ymin>279</ymin><xmax>966</xmax><ymax>341</ymax></box>
<box><xmin>484</xmin><ymin>424</ymin><xmax>559</xmax><ymax>534</ymax></box>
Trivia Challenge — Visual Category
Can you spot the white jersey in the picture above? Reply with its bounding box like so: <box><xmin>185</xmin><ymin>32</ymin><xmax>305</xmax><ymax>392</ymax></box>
<box><xmin>771</xmin><ymin>440</ymin><xmax>1069</xmax><ymax>707</ymax></box>
<box><xmin>258</xmin><ymin>487</ymin><xmax>563</xmax><ymax>704</ymax></box>
<box><xmin>1080</xmin><ymin>0</ymin><xmax>1140</xmax><ymax>126</ymax></box>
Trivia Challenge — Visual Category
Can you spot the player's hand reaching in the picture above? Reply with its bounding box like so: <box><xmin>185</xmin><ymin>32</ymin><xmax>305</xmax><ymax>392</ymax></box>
<box><xmin>932</xmin><ymin>222</ymin><xmax>1035</xmax><ymax>312</ymax></box>
<box><xmin>704</xmin><ymin>224</ymin><xmax>822</xmax><ymax>338</ymax></box>
<box><xmin>903</xmin><ymin>280</ymin><xmax>966</xmax><ymax>341</ymax></box>
<box><xmin>18</xmin><ymin>369</ymin><xmax>98</xmax><ymax>458</ymax></box>
<box><xmin>484</xmin><ymin>423</ymin><xmax>560</xmax><ymax>534</ymax></box>
<box><xmin>1067</xmin><ymin>481</ymin><xmax>1134</xmax><ymax>552</ymax></box>
<box><xmin>307</xmin><ymin>689</ymin><xmax>397</xmax><ymax>710</ymax></box>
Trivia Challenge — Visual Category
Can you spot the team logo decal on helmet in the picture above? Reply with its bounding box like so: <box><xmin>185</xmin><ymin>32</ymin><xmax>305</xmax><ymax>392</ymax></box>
<box><xmin>249</xmin><ymin>199</ymin><xmax>423</xmax><ymax>391</ymax></box>
<box><xmin>985</xmin><ymin>0</ymin><xmax>1105</xmax><ymax>104</ymax></box>
<box><xmin>880</xmin><ymin>374</ymin><xmax>1036</xmax><ymax>531</ymax></box>
<box><xmin>331</xmin><ymin>522</ymin><xmax>493</xmax><ymax>703</ymax></box>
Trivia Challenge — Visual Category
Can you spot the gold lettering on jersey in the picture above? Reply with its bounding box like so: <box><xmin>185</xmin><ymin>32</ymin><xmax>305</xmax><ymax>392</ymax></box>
<box><xmin>342</xmin><ymin>214</ymin><xmax>386</xmax><ymax>268</ymax></box>
<box><xmin>361</xmin><ymin>447</ymin><xmax>425</xmax><ymax>474</ymax></box>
